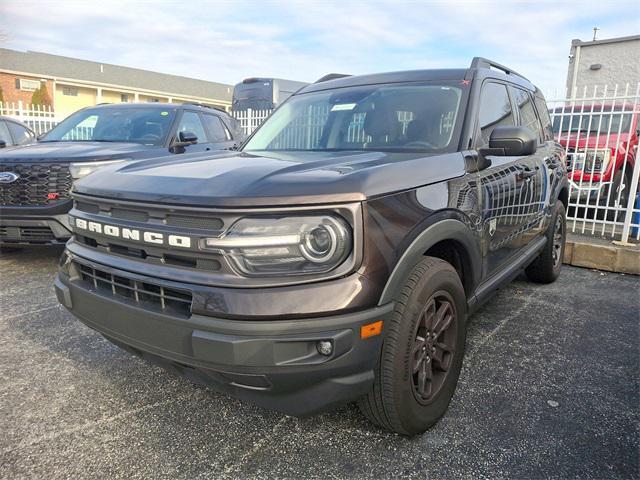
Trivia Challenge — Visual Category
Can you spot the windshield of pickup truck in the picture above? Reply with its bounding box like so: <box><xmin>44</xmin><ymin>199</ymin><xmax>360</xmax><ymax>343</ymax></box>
<box><xmin>552</xmin><ymin>112</ymin><xmax>633</xmax><ymax>135</ymax></box>
<box><xmin>243</xmin><ymin>84</ymin><xmax>463</xmax><ymax>153</ymax></box>
<box><xmin>41</xmin><ymin>107</ymin><xmax>177</xmax><ymax>146</ymax></box>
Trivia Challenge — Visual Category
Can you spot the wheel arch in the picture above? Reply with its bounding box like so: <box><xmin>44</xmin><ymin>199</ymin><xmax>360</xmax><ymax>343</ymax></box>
<box><xmin>377</xmin><ymin>218</ymin><xmax>482</xmax><ymax>306</ymax></box>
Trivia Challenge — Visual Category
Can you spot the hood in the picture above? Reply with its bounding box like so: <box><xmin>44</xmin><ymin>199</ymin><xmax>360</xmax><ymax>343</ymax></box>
<box><xmin>74</xmin><ymin>150</ymin><xmax>466</xmax><ymax>207</ymax></box>
<box><xmin>557</xmin><ymin>131</ymin><xmax>630</xmax><ymax>150</ymax></box>
<box><xmin>0</xmin><ymin>141</ymin><xmax>160</xmax><ymax>162</ymax></box>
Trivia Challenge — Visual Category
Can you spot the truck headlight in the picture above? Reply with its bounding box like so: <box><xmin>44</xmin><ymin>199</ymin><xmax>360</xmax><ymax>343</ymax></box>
<box><xmin>200</xmin><ymin>215</ymin><xmax>352</xmax><ymax>276</ymax></box>
<box><xmin>583</xmin><ymin>149</ymin><xmax>611</xmax><ymax>173</ymax></box>
<box><xmin>69</xmin><ymin>159</ymin><xmax>126</xmax><ymax>180</ymax></box>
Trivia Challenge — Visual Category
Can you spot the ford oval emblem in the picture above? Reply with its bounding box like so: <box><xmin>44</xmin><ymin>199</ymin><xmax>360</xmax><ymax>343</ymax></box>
<box><xmin>0</xmin><ymin>172</ymin><xmax>20</xmax><ymax>184</ymax></box>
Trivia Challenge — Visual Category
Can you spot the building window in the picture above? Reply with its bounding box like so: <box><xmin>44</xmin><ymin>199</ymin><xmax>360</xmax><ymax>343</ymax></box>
<box><xmin>16</xmin><ymin>78</ymin><xmax>41</xmax><ymax>92</ymax></box>
<box><xmin>121</xmin><ymin>94</ymin><xmax>129</xmax><ymax>102</ymax></box>
<box><xmin>62</xmin><ymin>86</ymin><xmax>78</xmax><ymax>96</ymax></box>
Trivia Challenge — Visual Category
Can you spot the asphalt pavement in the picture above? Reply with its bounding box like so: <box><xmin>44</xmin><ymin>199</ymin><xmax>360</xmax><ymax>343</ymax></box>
<box><xmin>1</xmin><ymin>247</ymin><xmax>638</xmax><ymax>479</ymax></box>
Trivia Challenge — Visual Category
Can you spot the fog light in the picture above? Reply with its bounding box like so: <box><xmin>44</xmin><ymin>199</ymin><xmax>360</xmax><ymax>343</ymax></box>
<box><xmin>316</xmin><ymin>340</ymin><xmax>333</xmax><ymax>356</ymax></box>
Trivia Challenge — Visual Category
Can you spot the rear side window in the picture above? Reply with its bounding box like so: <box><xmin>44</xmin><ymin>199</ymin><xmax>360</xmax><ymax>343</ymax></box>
<box><xmin>7</xmin><ymin>122</ymin><xmax>33</xmax><ymax>145</ymax></box>
<box><xmin>202</xmin><ymin>114</ymin><xmax>230</xmax><ymax>142</ymax></box>
<box><xmin>476</xmin><ymin>82</ymin><xmax>515</xmax><ymax>147</ymax></box>
<box><xmin>511</xmin><ymin>87</ymin><xmax>543</xmax><ymax>143</ymax></box>
<box><xmin>533</xmin><ymin>95</ymin><xmax>554</xmax><ymax>141</ymax></box>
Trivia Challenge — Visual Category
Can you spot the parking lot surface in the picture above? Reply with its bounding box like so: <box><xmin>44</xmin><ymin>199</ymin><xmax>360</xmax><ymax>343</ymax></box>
<box><xmin>1</xmin><ymin>248</ymin><xmax>638</xmax><ymax>479</ymax></box>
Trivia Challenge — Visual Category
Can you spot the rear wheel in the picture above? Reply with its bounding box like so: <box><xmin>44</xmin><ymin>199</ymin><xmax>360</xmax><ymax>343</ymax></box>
<box><xmin>525</xmin><ymin>200</ymin><xmax>566</xmax><ymax>283</ymax></box>
<box><xmin>358</xmin><ymin>257</ymin><xmax>466</xmax><ymax>436</ymax></box>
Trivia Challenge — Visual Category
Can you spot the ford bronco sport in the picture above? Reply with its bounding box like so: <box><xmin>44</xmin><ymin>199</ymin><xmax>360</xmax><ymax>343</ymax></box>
<box><xmin>0</xmin><ymin>103</ymin><xmax>243</xmax><ymax>246</ymax></box>
<box><xmin>55</xmin><ymin>58</ymin><xmax>568</xmax><ymax>436</ymax></box>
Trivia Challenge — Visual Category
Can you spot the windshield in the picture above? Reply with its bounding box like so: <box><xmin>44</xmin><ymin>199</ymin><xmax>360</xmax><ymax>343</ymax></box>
<box><xmin>552</xmin><ymin>112</ymin><xmax>633</xmax><ymax>135</ymax></box>
<box><xmin>42</xmin><ymin>107</ymin><xmax>177</xmax><ymax>145</ymax></box>
<box><xmin>243</xmin><ymin>83</ymin><xmax>463</xmax><ymax>153</ymax></box>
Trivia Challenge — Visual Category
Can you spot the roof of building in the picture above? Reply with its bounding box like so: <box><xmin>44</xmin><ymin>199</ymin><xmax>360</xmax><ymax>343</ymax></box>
<box><xmin>571</xmin><ymin>34</ymin><xmax>640</xmax><ymax>48</ymax></box>
<box><xmin>0</xmin><ymin>48</ymin><xmax>232</xmax><ymax>102</ymax></box>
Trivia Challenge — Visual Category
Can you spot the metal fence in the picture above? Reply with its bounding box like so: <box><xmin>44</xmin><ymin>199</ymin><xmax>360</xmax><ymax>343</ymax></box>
<box><xmin>0</xmin><ymin>102</ymin><xmax>60</xmax><ymax>135</ymax></box>
<box><xmin>547</xmin><ymin>83</ymin><xmax>640</xmax><ymax>243</ymax></box>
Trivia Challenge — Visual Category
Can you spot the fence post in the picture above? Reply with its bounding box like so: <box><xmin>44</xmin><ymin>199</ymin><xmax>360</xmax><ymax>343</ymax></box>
<box><xmin>247</xmin><ymin>108</ymin><xmax>253</xmax><ymax>136</ymax></box>
<box><xmin>18</xmin><ymin>100</ymin><xmax>24</xmax><ymax>121</ymax></box>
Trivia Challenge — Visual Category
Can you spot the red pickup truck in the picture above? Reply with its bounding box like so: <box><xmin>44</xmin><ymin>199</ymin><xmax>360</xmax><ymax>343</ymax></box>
<box><xmin>552</xmin><ymin>105</ymin><xmax>638</xmax><ymax>219</ymax></box>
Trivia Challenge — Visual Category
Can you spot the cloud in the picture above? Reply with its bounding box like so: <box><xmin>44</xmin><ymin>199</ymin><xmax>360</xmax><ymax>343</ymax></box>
<box><xmin>1</xmin><ymin>0</ymin><xmax>638</xmax><ymax>95</ymax></box>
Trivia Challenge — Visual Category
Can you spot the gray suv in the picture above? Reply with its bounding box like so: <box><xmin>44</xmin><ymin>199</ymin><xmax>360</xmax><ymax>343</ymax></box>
<box><xmin>0</xmin><ymin>103</ymin><xmax>244</xmax><ymax>246</ymax></box>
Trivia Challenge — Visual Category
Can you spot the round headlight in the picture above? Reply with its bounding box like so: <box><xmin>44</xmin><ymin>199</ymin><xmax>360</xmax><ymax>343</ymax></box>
<box><xmin>302</xmin><ymin>225</ymin><xmax>337</xmax><ymax>262</ymax></box>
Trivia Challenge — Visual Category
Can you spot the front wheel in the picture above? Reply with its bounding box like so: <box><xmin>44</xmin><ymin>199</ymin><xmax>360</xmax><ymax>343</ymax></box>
<box><xmin>358</xmin><ymin>257</ymin><xmax>467</xmax><ymax>436</ymax></box>
<box><xmin>525</xmin><ymin>200</ymin><xmax>566</xmax><ymax>283</ymax></box>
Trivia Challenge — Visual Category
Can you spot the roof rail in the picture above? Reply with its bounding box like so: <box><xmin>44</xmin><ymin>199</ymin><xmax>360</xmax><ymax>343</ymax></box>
<box><xmin>315</xmin><ymin>73</ymin><xmax>352</xmax><ymax>83</ymax></box>
<box><xmin>183</xmin><ymin>103</ymin><xmax>227</xmax><ymax>113</ymax></box>
<box><xmin>470</xmin><ymin>57</ymin><xmax>529</xmax><ymax>82</ymax></box>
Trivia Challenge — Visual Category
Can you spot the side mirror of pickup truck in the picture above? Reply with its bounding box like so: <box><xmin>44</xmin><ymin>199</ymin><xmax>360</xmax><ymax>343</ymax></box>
<box><xmin>489</xmin><ymin>126</ymin><xmax>537</xmax><ymax>156</ymax></box>
<box><xmin>0</xmin><ymin>140</ymin><xmax>6</xmax><ymax>149</ymax></box>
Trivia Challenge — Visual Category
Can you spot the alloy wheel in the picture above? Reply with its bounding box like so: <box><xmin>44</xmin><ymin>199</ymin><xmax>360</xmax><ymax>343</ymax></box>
<box><xmin>411</xmin><ymin>292</ymin><xmax>457</xmax><ymax>404</ymax></box>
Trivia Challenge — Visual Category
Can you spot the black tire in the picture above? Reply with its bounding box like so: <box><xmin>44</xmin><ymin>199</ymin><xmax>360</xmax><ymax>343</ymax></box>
<box><xmin>606</xmin><ymin>169</ymin><xmax>631</xmax><ymax>222</ymax></box>
<box><xmin>358</xmin><ymin>257</ymin><xmax>467</xmax><ymax>436</ymax></box>
<box><xmin>525</xmin><ymin>200</ymin><xmax>566</xmax><ymax>283</ymax></box>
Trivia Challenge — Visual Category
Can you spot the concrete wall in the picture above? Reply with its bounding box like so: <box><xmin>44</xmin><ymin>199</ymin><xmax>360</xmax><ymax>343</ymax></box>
<box><xmin>566</xmin><ymin>36</ymin><xmax>640</xmax><ymax>97</ymax></box>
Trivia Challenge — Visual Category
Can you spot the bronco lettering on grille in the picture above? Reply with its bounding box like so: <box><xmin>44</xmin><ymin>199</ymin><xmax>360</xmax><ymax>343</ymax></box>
<box><xmin>72</xmin><ymin>217</ymin><xmax>192</xmax><ymax>248</ymax></box>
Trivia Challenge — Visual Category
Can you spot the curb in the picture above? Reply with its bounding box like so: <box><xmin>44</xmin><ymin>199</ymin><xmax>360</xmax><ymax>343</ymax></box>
<box><xmin>563</xmin><ymin>235</ymin><xmax>640</xmax><ymax>275</ymax></box>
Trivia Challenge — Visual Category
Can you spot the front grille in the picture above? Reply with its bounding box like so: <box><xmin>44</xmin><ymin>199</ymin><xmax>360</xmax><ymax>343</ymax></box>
<box><xmin>77</xmin><ymin>262</ymin><xmax>193</xmax><ymax>317</ymax></box>
<box><xmin>74</xmin><ymin>200</ymin><xmax>224</xmax><ymax>231</ymax></box>
<box><xmin>0</xmin><ymin>226</ymin><xmax>56</xmax><ymax>241</ymax></box>
<box><xmin>0</xmin><ymin>163</ymin><xmax>73</xmax><ymax>206</ymax></box>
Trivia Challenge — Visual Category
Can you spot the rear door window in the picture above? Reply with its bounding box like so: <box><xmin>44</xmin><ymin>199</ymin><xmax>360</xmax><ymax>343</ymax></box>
<box><xmin>476</xmin><ymin>82</ymin><xmax>515</xmax><ymax>148</ymax></box>
<box><xmin>533</xmin><ymin>95</ymin><xmax>554</xmax><ymax>141</ymax></box>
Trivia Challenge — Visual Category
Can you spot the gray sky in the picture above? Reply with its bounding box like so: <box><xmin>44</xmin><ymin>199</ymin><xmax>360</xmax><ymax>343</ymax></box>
<box><xmin>1</xmin><ymin>0</ymin><xmax>639</xmax><ymax>96</ymax></box>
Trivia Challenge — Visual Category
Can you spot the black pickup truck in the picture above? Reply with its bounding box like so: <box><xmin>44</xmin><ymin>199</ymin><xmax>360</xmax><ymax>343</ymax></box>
<box><xmin>0</xmin><ymin>103</ymin><xmax>243</xmax><ymax>246</ymax></box>
<box><xmin>55</xmin><ymin>58</ymin><xmax>567</xmax><ymax>436</ymax></box>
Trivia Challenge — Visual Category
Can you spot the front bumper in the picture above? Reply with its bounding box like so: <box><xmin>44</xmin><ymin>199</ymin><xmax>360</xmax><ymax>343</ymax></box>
<box><xmin>55</xmin><ymin>256</ymin><xmax>393</xmax><ymax>416</ymax></box>
<box><xmin>568</xmin><ymin>179</ymin><xmax>612</xmax><ymax>204</ymax></box>
<box><xmin>0</xmin><ymin>201</ymin><xmax>73</xmax><ymax>245</ymax></box>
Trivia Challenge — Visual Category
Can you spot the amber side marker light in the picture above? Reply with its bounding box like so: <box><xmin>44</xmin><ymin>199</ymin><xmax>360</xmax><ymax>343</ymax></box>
<box><xmin>361</xmin><ymin>320</ymin><xmax>383</xmax><ymax>339</ymax></box>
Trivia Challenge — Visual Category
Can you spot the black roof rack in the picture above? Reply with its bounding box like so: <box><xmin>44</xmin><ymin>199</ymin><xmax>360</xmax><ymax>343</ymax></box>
<box><xmin>183</xmin><ymin>103</ymin><xmax>228</xmax><ymax>113</ymax></box>
<box><xmin>315</xmin><ymin>73</ymin><xmax>352</xmax><ymax>83</ymax></box>
<box><xmin>470</xmin><ymin>57</ymin><xmax>529</xmax><ymax>82</ymax></box>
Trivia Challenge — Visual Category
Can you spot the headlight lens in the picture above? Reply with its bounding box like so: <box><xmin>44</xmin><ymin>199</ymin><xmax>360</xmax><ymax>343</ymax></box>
<box><xmin>201</xmin><ymin>215</ymin><xmax>352</xmax><ymax>276</ymax></box>
<box><xmin>69</xmin><ymin>159</ymin><xmax>126</xmax><ymax>180</ymax></box>
<box><xmin>581</xmin><ymin>149</ymin><xmax>611</xmax><ymax>172</ymax></box>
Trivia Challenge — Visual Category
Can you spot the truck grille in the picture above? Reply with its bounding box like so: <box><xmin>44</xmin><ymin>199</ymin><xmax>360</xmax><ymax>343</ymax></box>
<box><xmin>0</xmin><ymin>163</ymin><xmax>73</xmax><ymax>206</ymax></box>
<box><xmin>0</xmin><ymin>226</ymin><xmax>56</xmax><ymax>242</ymax></box>
<box><xmin>77</xmin><ymin>262</ymin><xmax>193</xmax><ymax>317</ymax></box>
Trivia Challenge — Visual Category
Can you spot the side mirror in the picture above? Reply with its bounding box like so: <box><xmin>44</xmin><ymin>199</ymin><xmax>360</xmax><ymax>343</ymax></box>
<box><xmin>489</xmin><ymin>126</ymin><xmax>537</xmax><ymax>156</ymax></box>
<box><xmin>0</xmin><ymin>140</ymin><xmax>6</xmax><ymax>149</ymax></box>
<box><xmin>173</xmin><ymin>131</ymin><xmax>198</xmax><ymax>147</ymax></box>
